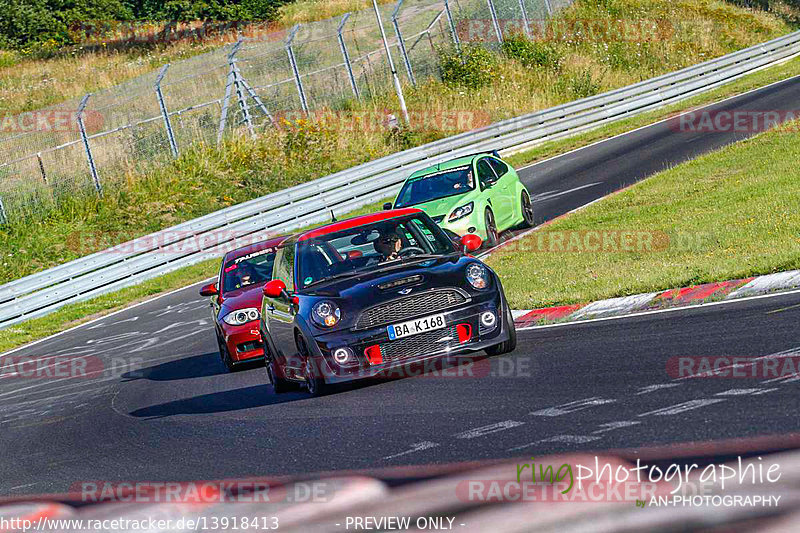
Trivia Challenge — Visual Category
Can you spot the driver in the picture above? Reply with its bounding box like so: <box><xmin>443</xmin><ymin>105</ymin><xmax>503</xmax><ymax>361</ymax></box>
<box><xmin>373</xmin><ymin>230</ymin><xmax>402</xmax><ymax>263</ymax></box>
<box><xmin>237</xmin><ymin>264</ymin><xmax>256</xmax><ymax>288</ymax></box>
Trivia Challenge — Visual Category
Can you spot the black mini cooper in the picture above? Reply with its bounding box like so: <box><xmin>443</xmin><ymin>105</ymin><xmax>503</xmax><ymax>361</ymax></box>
<box><xmin>259</xmin><ymin>208</ymin><xmax>516</xmax><ymax>395</ymax></box>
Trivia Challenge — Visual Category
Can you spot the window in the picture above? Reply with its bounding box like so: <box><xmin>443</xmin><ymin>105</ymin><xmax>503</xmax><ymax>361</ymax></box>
<box><xmin>221</xmin><ymin>249</ymin><xmax>277</xmax><ymax>294</ymax></box>
<box><xmin>394</xmin><ymin>166</ymin><xmax>475</xmax><ymax>207</ymax></box>
<box><xmin>477</xmin><ymin>158</ymin><xmax>498</xmax><ymax>189</ymax></box>
<box><xmin>271</xmin><ymin>245</ymin><xmax>295</xmax><ymax>293</ymax></box>
<box><xmin>488</xmin><ymin>157</ymin><xmax>508</xmax><ymax>178</ymax></box>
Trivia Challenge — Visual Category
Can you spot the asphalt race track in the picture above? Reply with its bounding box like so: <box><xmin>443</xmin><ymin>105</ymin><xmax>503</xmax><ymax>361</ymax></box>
<box><xmin>2</xmin><ymin>75</ymin><xmax>800</xmax><ymax>496</ymax></box>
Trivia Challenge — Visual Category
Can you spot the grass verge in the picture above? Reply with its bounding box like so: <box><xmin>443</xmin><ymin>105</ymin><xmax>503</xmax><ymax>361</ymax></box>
<box><xmin>488</xmin><ymin>119</ymin><xmax>800</xmax><ymax>309</ymax></box>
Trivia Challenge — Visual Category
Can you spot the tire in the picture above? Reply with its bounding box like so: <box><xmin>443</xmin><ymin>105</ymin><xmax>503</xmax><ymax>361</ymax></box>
<box><xmin>298</xmin><ymin>334</ymin><xmax>327</xmax><ymax>397</ymax></box>
<box><xmin>263</xmin><ymin>336</ymin><xmax>295</xmax><ymax>393</ymax></box>
<box><xmin>520</xmin><ymin>189</ymin><xmax>535</xmax><ymax>228</ymax></box>
<box><xmin>485</xmin><ymin>300</ymin><xmax>517</xmax><ymax>356</ymax></box>
<box><xmin>217</xmin><ymin>333</ymin><xmax>237</xmax><ymax>372</ymax></box>
<box><xmin>266</xmin><ymin>360</ymin><xmax>293</xmax><ymax>394</ymax></box>
<box><xmin>484</xmin><ymin>209</ymin><xmax>499</xmax><ymax>249</ymax></box>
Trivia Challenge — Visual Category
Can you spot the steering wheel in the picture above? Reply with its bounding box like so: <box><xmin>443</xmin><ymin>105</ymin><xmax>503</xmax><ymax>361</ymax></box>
<box><xmin>397</xmin><ymin>246</ymin><xmax>425</xmax><ymax>257</ymax></box>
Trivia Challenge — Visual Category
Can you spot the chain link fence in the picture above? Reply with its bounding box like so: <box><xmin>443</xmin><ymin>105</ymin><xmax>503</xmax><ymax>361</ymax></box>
<box><xmin>0</xmin><ymin>0</ymin><xmax>571</xmax><ymax>225</ymax></box>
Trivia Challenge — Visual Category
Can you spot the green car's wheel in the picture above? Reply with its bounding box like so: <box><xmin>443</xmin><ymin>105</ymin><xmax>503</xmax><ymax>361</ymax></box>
<box><xmin>484</xmin><ymin>209</ymin><xmax>499</xmax><ymax>248</ymax></box>
<box><xmin>520</xmin><ymin>190</ymin><xmax>535</xmax><ymax>228</ymax></box>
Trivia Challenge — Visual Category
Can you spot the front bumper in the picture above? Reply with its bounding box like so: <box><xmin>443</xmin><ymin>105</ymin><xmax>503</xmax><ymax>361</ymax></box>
<box><xmin>309</xmin><ymin>290</ymin><xmax>508</xmax><ymax>384</ymax></box>
<box><xmin>221</xmin><ymin>322</ymin><xmax>265</xmax><ymax>363</ymax></box>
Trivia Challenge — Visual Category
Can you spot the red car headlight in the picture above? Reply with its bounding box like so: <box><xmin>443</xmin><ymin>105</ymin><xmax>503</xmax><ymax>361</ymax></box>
<box><xmin>222</xmin><ymin>308</ymin><xmax>260</xmax><ymax>326</ymax></box>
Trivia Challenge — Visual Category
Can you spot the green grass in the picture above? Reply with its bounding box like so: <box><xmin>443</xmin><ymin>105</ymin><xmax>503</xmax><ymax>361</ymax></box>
<box><xmin>488</xmin><ymin>120</ymin><xmax>800</xmax><ymax>309</ymax></box>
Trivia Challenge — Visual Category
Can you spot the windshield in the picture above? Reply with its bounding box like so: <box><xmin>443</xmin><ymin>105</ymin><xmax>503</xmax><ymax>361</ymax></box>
<box><xmin>296</xmin><ymin>214</ymin><xmax>455</xmax><ymax>290</ymax></box>
<box><xmin>221</xmin><ymin>248</ymin><xmax>276</xmax><ymax>293</ymax></box>
<box><xmin>394</xmin><ymin>166</ymin><xmax>475</xmax><ymax>207</ymax></box>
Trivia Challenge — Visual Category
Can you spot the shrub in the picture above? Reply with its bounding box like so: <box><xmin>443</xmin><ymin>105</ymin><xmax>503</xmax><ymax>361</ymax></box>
<box><xmin>501</xmin><ymin>33</ymin><xmax>562</xmax><ymax>70</ymax></box>
<box><xmin>439</xmin><ymin>45</ymin><xmax>499</xmax><ymax>89</ymax></box>
<box><xmin>556</xmin><ymin>69</ymin><xmax>602</xmax><ymax>98</ymax></box>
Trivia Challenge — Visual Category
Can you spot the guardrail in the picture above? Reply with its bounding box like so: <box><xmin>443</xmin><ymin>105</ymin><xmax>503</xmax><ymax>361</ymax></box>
<box><xmin>2</xmin><ymin>30</ymin><xmax>799</xmax><ymax>329</ymax></box>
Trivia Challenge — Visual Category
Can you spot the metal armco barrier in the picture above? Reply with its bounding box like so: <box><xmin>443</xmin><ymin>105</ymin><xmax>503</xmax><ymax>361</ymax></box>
<box><xmin>1</xmin><ymin>31</ymin><xmax>799</xmax><ymax>330</ymax></box>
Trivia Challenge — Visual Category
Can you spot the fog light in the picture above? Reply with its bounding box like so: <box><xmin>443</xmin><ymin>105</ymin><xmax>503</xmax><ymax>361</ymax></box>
<box><xmin>480</xmin><ymin>311</ymin><xmax>497</xmax><ymax>329</ymax></box>
<box><xmin>333</xmin><ymin>347</ymin><xmax>354</xmax><ymax>365</ymax></box>
<box><xmin>468</xmin><ymin>227</ymin><xmax>477</xmax><ymax>233</ymax></box>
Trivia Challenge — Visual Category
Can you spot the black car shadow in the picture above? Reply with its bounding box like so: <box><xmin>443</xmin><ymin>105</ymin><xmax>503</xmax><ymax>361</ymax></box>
<box><xmin>129</xmin><ymin>384</ymin><xmax>307</xmax><ymax>418</ymax></box>
<box><xmin>120</xmin><ymin>352</ymin><xmax>261</xmax><ymax>382</ymax></box>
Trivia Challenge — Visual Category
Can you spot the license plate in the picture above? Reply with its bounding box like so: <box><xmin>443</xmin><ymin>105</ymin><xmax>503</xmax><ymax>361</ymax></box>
<box><xmin>387</xmin><ymin>313</ymin><xmax>446</xmax><ymax>340</ymax></box>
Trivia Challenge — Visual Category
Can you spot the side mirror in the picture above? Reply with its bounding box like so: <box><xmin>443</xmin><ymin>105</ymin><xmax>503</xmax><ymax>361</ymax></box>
<box><xmin>460</xmin><ymin>234</ymin><xmax>482</xmax><ymax>253</ymax></box>
<box><xmin>263</xmin><ymin>279</ymin><xmax>287</xmax><ymax>299</ymax></box>
<box><xmin>383</xmin><ymin>202</ymin><xmax>393</xmax><ymax>210</ymax></box>
<box><xmin>199</xmin><ymin>282</ymin><xmax>218</xmax><ymax>297</ymax></box>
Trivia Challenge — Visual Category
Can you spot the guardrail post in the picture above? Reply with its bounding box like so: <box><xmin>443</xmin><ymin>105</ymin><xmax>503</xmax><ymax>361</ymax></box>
<box><xmin>543</xmin><ymin>0</ymin><xmax>552</xmax><ymax>16</ymax></box>
<box><xmin>338</xmin><ymin>14</ymin><xmax>360</xmax><ymax>99</ymax></box>
<box><xmin>217</xmin><ymin>41</ymin><xmax>240</xmax><ymax>144</ymax></box>
<box><xmin>517</xmin><ymin>0</ymin><xmax>532</xmax><ymax>38</ymax></box>
<box><xmin>487</xmin><ymin>0</ymin><xmax>503</xmax><ymax>43</ymax></box>
<box><xmin>36</xmin><ymin>152</ymin><xmax>47</xmax><ymax>185</ymax></box>
<box><xmin>392</xmin><ymin>0</ymin><xmax>416</xmax><ymax>86</ymax></box>
<box><xmin>443</xmin><ymin>0</ymin><xmax>461</xmax><ymax>55</ymax></box>
<box><xmin>155</xmin><ymin>64</ymin><xmax>179</xmax><ymax>158</ymax></box>
<box><xmin>0</xmin><ymin>195</ymin><xmax>7</xmax><ymax>225</ymax></box>
<box><xmin>286</xmin><ymin>25</ymin><xmax>309</xmax><ymax>114</ymax></box>
<box><xmin>77</xmin><ymin>94</ymin><xmax>102</xmax><ymax>197</ymax></box>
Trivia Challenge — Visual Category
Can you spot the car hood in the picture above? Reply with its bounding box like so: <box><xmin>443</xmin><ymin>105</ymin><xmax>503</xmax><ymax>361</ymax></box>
<box><xmin>220</xmin><ymin>282</ymin><xmax>266</xmax><ymax>315</ymax></box>
<box><xmin>413</xmin><ymin>193</ymin><xmax>476</xmax><ymax>218</ymax></box>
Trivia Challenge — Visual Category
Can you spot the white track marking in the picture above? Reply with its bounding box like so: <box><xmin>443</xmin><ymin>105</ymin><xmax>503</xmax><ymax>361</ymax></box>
<box><xmin>454</xmin><ymin>420</ymin><xmax>524</xmax><ymax>439</ymax></box>
<box><xmin>638</xmin><ymin>399</ymin><xmax>725</xmax><ymax>417</ymax></box>
<box><xmin>531</xmin><ymin>182</ymin><xmax>602</xmax><ymax>203</ymax></box>
<box><xmin>0</xmin><ymin>278</ymin><xmax>214</xmax><ymax>358</ymax></box>
<box><xmin>636</xmin><ymin>384</ymin><xmax>681</xmax><ymax>395</ymax></box>
<box><xmin>530</xmin><ymin>397</ymin><xmax>616</xmax><ymax>417</ymax></box>
<box><xmin>382</xmin><ymin>441</ymin><xmax>439</xmax><ymax>460</ymax></box>
<box><xmin>592</xmin><ymin>421</ymin><xmax>641</xmax><ymax>434</ymax></box>
<box><xmin>508</xmin><ymin>434</ymin><xmax>602</xmax><ymax>451</ymax></box>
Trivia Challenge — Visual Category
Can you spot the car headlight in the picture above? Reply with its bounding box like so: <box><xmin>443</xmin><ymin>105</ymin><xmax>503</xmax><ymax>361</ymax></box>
<box><xmin>448</xmin><ymin>202</ymin><xmax>474</xmax><ymax>222</ymax></box>
<box><xmin>466</xmin><ymin>263</ymin><xmax>489</xmax><ymax>290</ymax></box>
<box><xmin>222</xmin><ymin>307</ymin><xmax>260</xmax><ymax>326</ymax></box>
<box><xmin>312</xmin><ymin>300</ymin><xmax>341</xmax><ymax>327</ymax></box>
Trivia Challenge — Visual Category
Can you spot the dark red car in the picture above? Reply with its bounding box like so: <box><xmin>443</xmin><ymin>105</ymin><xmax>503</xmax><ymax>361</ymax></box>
<box><xmin>199</xmin><ymin>236</ymin><xmax>287</xmax><ymax>371</ymax></box>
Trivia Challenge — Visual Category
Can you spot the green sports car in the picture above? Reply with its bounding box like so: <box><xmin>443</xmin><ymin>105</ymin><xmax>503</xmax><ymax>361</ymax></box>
<box><xmin>385</xmin><ymin>151</ymin><xmax>535</xmax><ymax>247</ymax></box>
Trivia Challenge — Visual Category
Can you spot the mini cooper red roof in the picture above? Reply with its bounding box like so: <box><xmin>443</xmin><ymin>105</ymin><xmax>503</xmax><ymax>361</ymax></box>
<box><xmin>224</xmin><ymin>235</ymin><xmax>288</xmax><ymax>262</ymax></box>
<box><xmin>298</xmin><ymin>208</ymin><xmax>423</xmax><ymax>241</ymax></box>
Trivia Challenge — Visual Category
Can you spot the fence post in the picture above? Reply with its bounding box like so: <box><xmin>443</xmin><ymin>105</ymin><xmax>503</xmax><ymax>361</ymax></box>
<box><xmin>36</xmin><ymin>152</ymin><xmax>47</xmax><ymax>184</ymax></box>
<box><xmin>155</xmin><ymin>64</ymin><xmax>179</xmax><ymax>158</ymax></box>
<box><xmin>77</xmin><ymin>94</ymin><xmax>102</xmax><ymax>197</ymax></box>
<box><xmin>372</xmin><ymin>0</ymin><xmax>409</xmax><ymax>124</ymax></box>
<box><xmin>487</xmin><ymin>0</ymin><xmax>503</xmax><ymax>44</ymax></box>
<box><xmin>217</xmin><ymin>41</ymin><xmax>241</xmax><ymax>144</ymax></box>
<box><xmin>236</xmin><ymin>66</ymin><xmax>275</xmax><ymax>127</ymax></box>
<box><xmin>286</xmin><ymin>25</ymin><xmax>309</xmax><ymax>114</ymax></box>
<box><xmin>391</xmin><ymin>0</ymin><xmax>416</xmax><ymax>86</ymax></box>
<box><xmin>443</xmin><ymin>0</ymin><xmax>461</xmax><ymax>54</ymax></box>
<box><xmin>543</xmin><ymin>0</ymin><xmax>552</xmax><ymax>16</ymax></box>
<box><xmin>231</xmin><ymin>59</ymin><xmax>256</xmax><ymax>137</ymax></box>
<box><xmin>0</xmin><ymin>195</ymin><xmax>7</xmax><ymax>225</ymax></box>
<box><xmin>338</xmin><ymin>14</ymin><xmax>360</xmax><ymax>99</ymax></box>
<box><xmin>517</xmin><ymin>0</ymin><xmax>532</xmax><ymax>38</ymax></box>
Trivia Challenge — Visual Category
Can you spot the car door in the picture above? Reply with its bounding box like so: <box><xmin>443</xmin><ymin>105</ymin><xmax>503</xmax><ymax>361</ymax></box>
<box><xmin>266</xmin><ymin>245</ymin><xmax>300</xmax><ymax>372</ymax></box>
<box><xmin>477</xmin><ymin>157</ymin><xmax>513</xmax><ymax>229</ymax></box>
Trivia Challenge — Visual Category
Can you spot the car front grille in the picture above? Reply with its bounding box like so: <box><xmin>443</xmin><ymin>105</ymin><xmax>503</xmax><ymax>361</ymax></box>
<box><xmin>380</xmin><ymin>325</ymin><xmax>459</xmax><ymax>362</ymax></box>
<box><xmin>354</xmin><ymin>289</ymin><xmax>468</xmax><ymax>330</ymax></box>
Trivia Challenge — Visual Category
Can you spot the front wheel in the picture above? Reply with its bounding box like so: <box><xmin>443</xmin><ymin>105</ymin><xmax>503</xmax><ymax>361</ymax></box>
<box><xmin>520</xmin><ymin>190</ymin><xmax>535</xmax><ymax>228</ymax></box>
<box><xmin>298</xmin><ymin>334</ymin><xmax>327</xmax><ymax>397</ymax></box>
<box><xmin>485</xmin><ymin>301</ymin><xmax>517</xmax><ymax>356</ymax></box>
<box><xmin>217</xmin><ymin>334</ymin><xmax>237</xmax><ymax>372</ymax></box>
<box><xmin>484</xmin><ymin>209</ymin><xmax>499</xmax><ymax>249</ymax></box>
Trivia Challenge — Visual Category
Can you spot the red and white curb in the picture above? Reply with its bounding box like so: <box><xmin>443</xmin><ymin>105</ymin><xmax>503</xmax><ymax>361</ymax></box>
<box><xmin>512</xmin><ymin>270</ymin><xmax>800</xmax><ymax>329</ymax></box>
